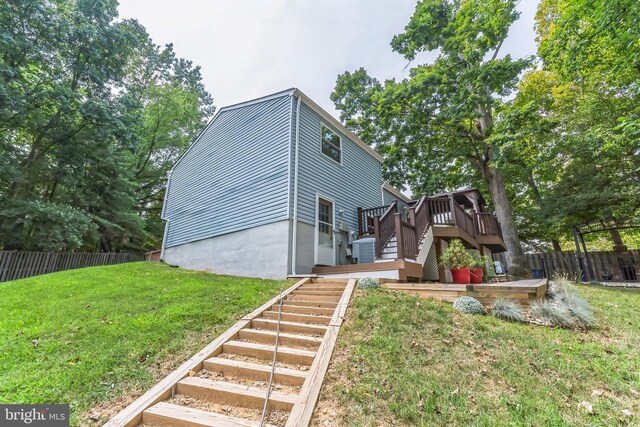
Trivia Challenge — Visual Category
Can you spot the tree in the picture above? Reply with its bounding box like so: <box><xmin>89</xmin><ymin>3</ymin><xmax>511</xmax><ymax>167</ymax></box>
<box><xmin>331</xmin><ymin>0</ymin><xmax>531</xmax><ymax>275</ymax></box>
<box><xmin>491</xmin><ymin>0</ymin><xmax>640</xmax><ymax>252</ymax></box>
<box><xmin>0</xmin><ymin>0</ymin><xmax>213</xmax><ymax>252</ymax></box>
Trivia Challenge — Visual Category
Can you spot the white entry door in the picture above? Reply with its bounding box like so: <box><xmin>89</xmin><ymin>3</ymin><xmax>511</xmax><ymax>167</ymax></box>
<box><xmin>315</xmin><ymin>196</ymin><xmax>335</xmax><ymax>266</ymax></box>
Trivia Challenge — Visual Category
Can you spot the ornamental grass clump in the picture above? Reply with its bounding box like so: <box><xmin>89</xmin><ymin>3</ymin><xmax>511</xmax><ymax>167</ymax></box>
<box><xmin>453</xmin><ymin>296</ymin><xmax>485</xmax><ymax>315</ymax></box>
<box><xmin>530</xmin><ymin>299</ymin><xmax>575</xmax><ymax>329</ymax></box>
<box><xmin>554</xmin><ymin>277</ymin><xmax>596</xmax><ymax>329</ymax></box>
<box><xmin>530</xmin><ymin>275</ymin><xmax>595</xmax><ymax>330</ymax></box>
<box><xmin>358</xmin><ymin>277</ymin><xmax>378</xmax><ymax>289</ymax></box>
<box><xmin>490</xmin><ymin>298</ymin><xmax>525</xmax><ymax>323</ymax></box>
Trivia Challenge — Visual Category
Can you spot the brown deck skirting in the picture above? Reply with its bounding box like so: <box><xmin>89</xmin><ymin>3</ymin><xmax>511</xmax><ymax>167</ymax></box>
<box><xmin>312</xmin><ymin>260</ymin><xmax>422</xmax><ymax>277</ymax></box>
<box><xmin>432</xmin><ymin>225</ymin><xmax>480</xmax><ymax>249</ymax></box>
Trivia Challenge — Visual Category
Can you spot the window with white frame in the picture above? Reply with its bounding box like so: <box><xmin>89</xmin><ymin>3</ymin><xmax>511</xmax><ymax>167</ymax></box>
<box><xmin>321</xmin><ymin>124</ymin><xmax>341</xmax><ymax>163</ymax></box>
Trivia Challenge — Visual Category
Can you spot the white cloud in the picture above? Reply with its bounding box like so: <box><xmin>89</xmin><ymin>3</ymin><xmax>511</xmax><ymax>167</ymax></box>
<box><xmin>118</xmin><ymin>0</ymin><xmax>540</xmax><ymax>119</ymax></box>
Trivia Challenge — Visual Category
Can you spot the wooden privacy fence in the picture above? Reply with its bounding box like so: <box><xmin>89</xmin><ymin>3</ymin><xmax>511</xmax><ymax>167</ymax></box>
<box><xmin>494</xmin><ymin>250</ymin><xmax>640</xmax><ymax>282</ymax></box>
<box><xmin>0</xmin><ymin>251</ymin><xmax>142</xmax><ymax>282</ymax></box>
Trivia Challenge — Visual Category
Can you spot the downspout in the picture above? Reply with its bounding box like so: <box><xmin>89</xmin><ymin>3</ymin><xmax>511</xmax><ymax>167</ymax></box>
<box><xmin>291</xmin><ymin>95</ymin><xmax>302</xmax><ymax>275</ymax></box>
<box><xmin>159</xmin><ymin>171</ymin><xmax>172</xmax><ymax>261</ymax></box>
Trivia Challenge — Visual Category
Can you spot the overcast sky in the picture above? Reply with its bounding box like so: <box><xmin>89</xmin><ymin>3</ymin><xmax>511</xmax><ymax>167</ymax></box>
<box><xmin>118</xmin><ymin>0</ymin><xmax>540</xmax><ymax>119</ymax></box>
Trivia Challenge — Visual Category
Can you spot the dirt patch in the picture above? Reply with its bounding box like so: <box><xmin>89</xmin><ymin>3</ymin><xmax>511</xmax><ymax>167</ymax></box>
<box><xmin>217</xmin><ymin>351</ymin><xmax>311</xmax><ymax>372</ymax></box>
<box><xmin>252</xmin><ymin>325</ymin><xmax>325</xmax><ymax>338</ymax></box>
<box><xmin>196</xmin><ymin>368</ymin><xmax>301</xmax><ymax>394</ymax></box>
<box><xmin>153</xmin><ymin>395</ymin><xmax>289</xmax><ymax>427</ymax></box>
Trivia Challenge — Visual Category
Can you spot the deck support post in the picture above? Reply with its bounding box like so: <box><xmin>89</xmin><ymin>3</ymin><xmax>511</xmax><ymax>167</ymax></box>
<box><xmin>373</xmin><ymin>216</ymin><xmax>381</xmax><ymax>258</ymax></box>
<box><xmin>395</xmin><ymin>213</ymin><xmax>404</xmax><ymax>260</ymax></box>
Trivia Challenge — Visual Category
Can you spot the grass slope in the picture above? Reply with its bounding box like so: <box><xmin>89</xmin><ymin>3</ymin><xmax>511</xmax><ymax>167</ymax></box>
<box><xmin>313</xmin><ymin>285</ymin><xmax>640</xmax><ymax>426</ymax></box>
<box><xmin>0</xmin><ymin>262</ymin><xmax>286</xmax><ymax>424</ymax></box>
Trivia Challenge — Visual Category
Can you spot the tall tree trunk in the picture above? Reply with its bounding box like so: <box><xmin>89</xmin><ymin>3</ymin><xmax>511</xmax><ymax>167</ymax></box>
<box><xmin>609</xmin><ymin>229</ymin><xmax>627</xmax><ymax>253</ymax></box>
<box><xmin>552</xmin><ymin>239</ymin><xmax>562</xmax><ymax>252</ymax></box>
<box><xmin>482</xmin><ymin>165</ymin><xmax>529</xmax><ymax>277</ymax></box>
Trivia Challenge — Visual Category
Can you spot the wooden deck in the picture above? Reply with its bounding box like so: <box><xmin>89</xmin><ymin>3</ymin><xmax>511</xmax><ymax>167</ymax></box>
<box><xmin>312</xmin><ymin>260</ymin><xmax>423</xmax><ymax>281</ymax></box>
<box><xmin>381</xmin><ymin>279</ymin><xmax>548</xmax><ymax>305</ymax></box>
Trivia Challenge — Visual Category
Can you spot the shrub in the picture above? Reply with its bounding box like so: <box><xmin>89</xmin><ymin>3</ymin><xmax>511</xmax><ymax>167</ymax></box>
<box><xmin>490</xmin><ymin>298</ymin><xmax>525</xmax><ymax>323</ymax></box>
<box><xmin>441</xmin><ymin>239</ymin><xmax>474</xmax><ymax>269</ymax></box>
<box><xmin>453</xmin><ymin>296</ymin><xmax>485</xmax><ymax>315</ymax></box>
<box><xmin>358</xmin><ymin>277</ymin><xmax>378</xmax><ymax>289</ymax></box>
<box><xmin>469</xmin><ymin>251</ymin><xmax>489</xmax><ymax>269</ymax></box>
<box><xmin>530</xmin><ymin>300</ymin><xmax>575</xmax><ymax>328</ymax></box>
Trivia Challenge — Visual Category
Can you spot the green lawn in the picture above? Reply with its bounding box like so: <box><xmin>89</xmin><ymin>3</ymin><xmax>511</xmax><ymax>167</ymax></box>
<box><xmin>0</xmin><ymin>262</ymin><xmax>286</xmax><ymax>425</ymax></box>
<box><xmin>313</xmin><ymin>285</ymin><xmax>640</xmax><ymax>426</ymax></box>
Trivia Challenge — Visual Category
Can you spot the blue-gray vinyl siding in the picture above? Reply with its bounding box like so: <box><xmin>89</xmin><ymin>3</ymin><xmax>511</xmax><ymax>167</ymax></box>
<box><xmin>294</xmin><ymin>100</ymin><xmax>383</xmax><ymax>234</ymax></box>
<box><xmin>163</xmin><ymin>94</ymin><xmax>293</xmax><ymax>247</ymax></box>
<box><xmin>383</xmin><ymin>188</ymin><xmax>410</xmax><ymax>211</ymax></box>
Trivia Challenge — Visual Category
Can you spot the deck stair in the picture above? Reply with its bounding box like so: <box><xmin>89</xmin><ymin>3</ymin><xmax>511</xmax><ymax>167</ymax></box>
<box><xmin>104</xmin><ymin>278</ymin><xmax>355</xmax><ymax>427</ymax></box>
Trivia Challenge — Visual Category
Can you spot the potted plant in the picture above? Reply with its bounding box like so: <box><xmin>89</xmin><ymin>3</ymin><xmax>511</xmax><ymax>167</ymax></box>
<box><xmin>441</xmin><ymin>239</ymin><xmax>474</xmax><ymax>284</ymax></box>
<box><xmin>469</xmin><ymin>252</ymin><xmax>489</xmax><ymax>284</ymax></box>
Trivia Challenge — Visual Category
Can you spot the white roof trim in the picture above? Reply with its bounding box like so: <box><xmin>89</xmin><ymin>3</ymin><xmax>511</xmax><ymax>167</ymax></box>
<box><xmin>292</xmin><ymin>89</ymin><xmax>384</xmax><ymax>163</ymax></box>
<box><xmin>383</xmin><ymin>183</ymin><xmax>412</xmax><ymax>203</ymax></box>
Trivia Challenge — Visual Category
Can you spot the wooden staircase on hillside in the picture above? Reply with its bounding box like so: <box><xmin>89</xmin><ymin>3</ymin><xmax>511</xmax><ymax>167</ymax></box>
<box><xmin>105</xmin><ymin>278</ymin><xmax>355</xmax><ymax>427</ymax></box>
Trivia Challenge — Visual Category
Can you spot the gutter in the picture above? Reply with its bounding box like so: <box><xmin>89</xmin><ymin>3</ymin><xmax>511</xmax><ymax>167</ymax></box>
<box><xmin>291</xmin><ymin>95</ymin><xmax>302</xmax><ymax>275</ymax></box>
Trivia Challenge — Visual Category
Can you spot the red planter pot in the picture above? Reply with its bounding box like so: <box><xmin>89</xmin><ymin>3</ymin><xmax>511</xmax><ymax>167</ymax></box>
<box><xmin>470</xmin><ymin>267</ymin><xmax>484</xmax><ymax>284</ymax></box>
<box><xmin>450</xmin><ymin>267</ymin><xmax>471</xmax><ymax>284</ymax></box>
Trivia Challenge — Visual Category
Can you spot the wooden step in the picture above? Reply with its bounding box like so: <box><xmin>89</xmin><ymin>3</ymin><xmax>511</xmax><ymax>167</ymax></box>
<box><xmin>252</xmin><ymin>318</ymin><xmax>328</xmax><ymax>335</ymax></box>
<box><xmin>222</xmin><ymin>340</ymin><xmax>316</xmax><ymax>365</ymax></box>
<box><xmin>239</xmin><ymin>328</ymin><xmax>322</xmax><ymax>349</ymax></box>
<box><xmin>298</xmin><ymin>285</ymin><xmax>346</xmax><ymax>291</ymax></box>
<box><xmin>274</xmin><ymin>304</ymin><xmax>335</xmax><ymax>316</ymax></box>
<box><xmin>286</xmin><ymin>294</ymin><xmax>340</xmax><ymax>302</ymax></box>
<box><xmin>143</xmin><ymin>402</ymin><xmax>276</xmax><ymax>427</ymax></box>
<box><xmin>262</xmin><ymin>311</ymin><xmax>331</xmax><ymax>325</ymax></box>
<box><xmin>176</xmin><ymin>377</ymin><xmax>297</xmax><ymax>411</ymax></box>
<box><xmin>292</xmin><ymin>290</ymin><xmax>344</xmax><ymax>296</ymax></box>
<box><xmin>203</xmin><ymin>356</ymin><xmax>307</xmax><ymax>386</ymax></box>
<box><xmin>277</xmin><ymin>300</ymin><xmax>338</xmax><ymax>308</ymax></box>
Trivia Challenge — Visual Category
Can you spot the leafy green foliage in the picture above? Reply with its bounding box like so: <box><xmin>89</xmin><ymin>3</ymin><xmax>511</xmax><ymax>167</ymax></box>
<box><xmin>441</xmin><ymin>239</ymin><xmax>474</xmax><ymax>269</ymax></box>
<box><xmin>331</xmin><ymin>0</ymin><xmax>530</xmax><ymax>275</ymax></box>
<box><xmin>491</xmin><ymin>0</ymin><xmax>640</xmax><ymax>249</ymax></box>
<box><xmin>453</xmin><ymin>296</ymin><xmax>485</xmax><ymax>315</ymax></box>
<box><xmin>0</xmin><ymin>0</ymin><xmax>213</xmax><ymax>252</ymax></box>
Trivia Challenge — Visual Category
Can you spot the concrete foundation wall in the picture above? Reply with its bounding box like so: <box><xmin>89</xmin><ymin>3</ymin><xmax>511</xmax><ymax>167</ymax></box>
<box><xmin>164</xmin><ymin>220</ymin><xmax>290</xmax><ymax>280</ymax></box>
<box><xmin>294</xmin><ymin>221</ymin><xmax>315</xmax><ymax>275</ymax></box>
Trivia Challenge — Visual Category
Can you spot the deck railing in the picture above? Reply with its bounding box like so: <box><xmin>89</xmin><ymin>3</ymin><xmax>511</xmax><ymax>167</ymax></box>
<box><xmin>474</xmin><ymin>212</ymin><xmax>503</xmax><ymax>238</ymax></box>
<box><xmin>374</xmin><ymin>201</ymin><xmax>398</xmax><ymax>258</ymax></box>
<box><xmin>452</xmin><ymin>201</ymin><xmax>476</xmax><ymax>237</ymax></box>
<box><xmin>397</xmin><ymin>215</ymin><xmax>418</xmax><ymax>259</ymax></box>
<box><xmin>359</xmin><ymin>193</ymin><xmax>503</xmax><ymax>261</ymax></box>
<box><xmin>358</xmin><ymin>205</ymin><xmax>390</xmax><ymax>236</ymax></box>
<box><xmin>428</xmin><ymin>196</ymin><xmax>453</xmax><ymax>225</ymax></box>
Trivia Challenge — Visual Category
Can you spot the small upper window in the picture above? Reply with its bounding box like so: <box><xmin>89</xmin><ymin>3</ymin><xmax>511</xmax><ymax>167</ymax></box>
<box><xmin>321</xmin><ymin>124</ymin><xmax>341</xmax><ymax>164</ymax></box>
